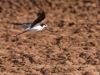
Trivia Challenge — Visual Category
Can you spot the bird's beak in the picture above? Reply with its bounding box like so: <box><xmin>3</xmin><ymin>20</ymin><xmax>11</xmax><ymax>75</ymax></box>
<box><xmin>46</xmin><ymin>26</ymin><xmax>52</xmax><ymax>30</ymax></box>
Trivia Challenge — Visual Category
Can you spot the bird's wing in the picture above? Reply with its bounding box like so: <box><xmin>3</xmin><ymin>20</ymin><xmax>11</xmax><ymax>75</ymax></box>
<box><xmin>31</xmin><ymin>11</ymin><xmax>45</xmax><ymax>28</ymax></box>
<box><xmin>12</xmin><ymin>22</ymin><xmax>31</xmax><ymax>25</ymax></box>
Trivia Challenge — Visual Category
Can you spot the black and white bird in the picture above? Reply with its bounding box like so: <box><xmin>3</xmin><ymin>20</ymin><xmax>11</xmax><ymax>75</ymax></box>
<box><xmin>12</xmin><ymin>11</ymin><xmax>47</xmax><ymax>37</ymax></box>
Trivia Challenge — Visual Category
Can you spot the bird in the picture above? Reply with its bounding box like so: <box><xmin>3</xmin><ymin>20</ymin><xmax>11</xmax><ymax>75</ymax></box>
<box><xmin>12</xmin><ymin>11</ymin><xmax>47</xmax><ymax>37</ymax></box>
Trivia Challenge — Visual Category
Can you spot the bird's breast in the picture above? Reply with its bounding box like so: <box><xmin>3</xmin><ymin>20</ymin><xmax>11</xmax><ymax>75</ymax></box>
<box><xmin>31</xmin><ymin>26</ymin><xmax>42</xmax><ymax>31</ymax></box>
<box><xmin>25</xmin><ymin>25</ymin><xmax>43</xmax><ymax>32</ymax></box>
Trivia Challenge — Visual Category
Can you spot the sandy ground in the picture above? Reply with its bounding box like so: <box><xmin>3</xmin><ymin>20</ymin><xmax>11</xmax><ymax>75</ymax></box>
<box><xmin>0</xmin><ymin>0</ymin><xmax>100</xmax><ymax>75</ymax></box>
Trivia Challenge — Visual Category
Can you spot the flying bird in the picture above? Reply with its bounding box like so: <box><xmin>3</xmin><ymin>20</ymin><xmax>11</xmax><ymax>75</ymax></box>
<box><xmin>12</xmin><ymin>11</ymin><xmax>47</xmax><ymax>37</ymax></box>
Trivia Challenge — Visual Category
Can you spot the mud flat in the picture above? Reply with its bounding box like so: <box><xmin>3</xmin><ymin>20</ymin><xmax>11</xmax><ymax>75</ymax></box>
<box><xmin>0</xmin><ymin>0</ymin><xmax>100</xmax><ymax>75</ymax></box>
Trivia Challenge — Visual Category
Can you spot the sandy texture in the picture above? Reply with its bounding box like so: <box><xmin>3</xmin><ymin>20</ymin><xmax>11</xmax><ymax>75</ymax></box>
<box><xmin>0</xmin><ymin>0</ymin><xmax>100</xmax><ymax>75</ymax></box>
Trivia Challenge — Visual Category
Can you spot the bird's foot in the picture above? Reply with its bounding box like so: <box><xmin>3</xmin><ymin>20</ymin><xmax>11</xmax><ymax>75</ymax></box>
<box><xmin>12</xmin><ymin>34</ymin><xmax>17</xmax><ymax>37</ymax></box>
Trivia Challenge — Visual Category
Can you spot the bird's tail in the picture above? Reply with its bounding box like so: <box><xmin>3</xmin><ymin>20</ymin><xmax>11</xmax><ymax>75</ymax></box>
<box><xmin>22</xmin><ymin>24</ymin><xmax>31</xmax><ymax>28</ymax></box>
<box><xmin>12</xmin><ymin>22</ymin><xmax>32</xmax><ymax>28</ymax></box>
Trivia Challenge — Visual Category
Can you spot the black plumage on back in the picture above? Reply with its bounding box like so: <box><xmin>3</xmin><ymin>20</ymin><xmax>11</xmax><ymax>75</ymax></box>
<box><xmin>31</xmin><ymin>11</ymin><xmax>45</xmax><ymax>28</ymax></box>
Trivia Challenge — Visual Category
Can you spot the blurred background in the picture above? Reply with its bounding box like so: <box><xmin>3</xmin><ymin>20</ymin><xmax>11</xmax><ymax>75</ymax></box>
<box><xmin>0</xmin><ymin>0</ymin><xmax>100</xmax><ymax>75</ymax></box>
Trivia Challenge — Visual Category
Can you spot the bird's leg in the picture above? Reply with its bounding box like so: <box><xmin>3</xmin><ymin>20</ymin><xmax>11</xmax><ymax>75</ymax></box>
<box><xmin>13</xmin><ymin>30</ymin><xmax>29</xmax><ymax>37</ymax></box>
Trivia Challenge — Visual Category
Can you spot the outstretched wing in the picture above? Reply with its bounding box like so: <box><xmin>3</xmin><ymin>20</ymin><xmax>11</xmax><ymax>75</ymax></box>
<box><xmin>31</xmin><ymin>11</ymin><xmax>45</xmax><ymax>28</ymax></box>
<box><xmin>11</xmin><ymin>22</ymin><xmax>31</xmax><ymax>25</ymax></box>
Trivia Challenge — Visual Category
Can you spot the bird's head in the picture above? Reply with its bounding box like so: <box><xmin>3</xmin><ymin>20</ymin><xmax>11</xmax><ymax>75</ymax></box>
<box><xmin>41</xmin><ymin>24</ymin><xmax>47</xmax><ymax>27</ymax></box>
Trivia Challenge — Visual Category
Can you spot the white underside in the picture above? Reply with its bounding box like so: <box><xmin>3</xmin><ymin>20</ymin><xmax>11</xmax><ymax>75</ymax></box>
<box><xmin>24</xmin><ymin>23</ymin><xmax>44</xmax><ymax>32</ymax></box>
